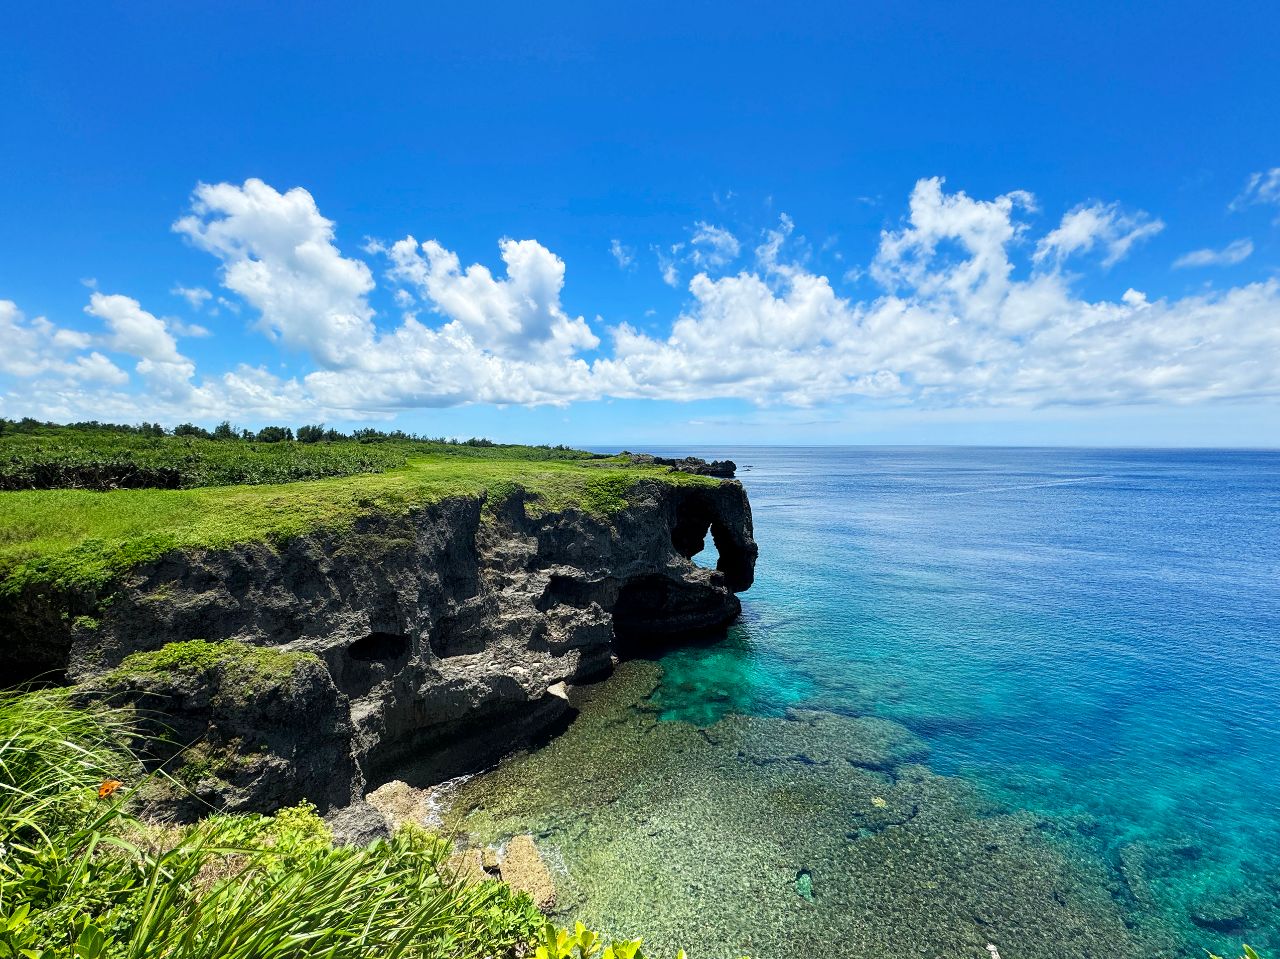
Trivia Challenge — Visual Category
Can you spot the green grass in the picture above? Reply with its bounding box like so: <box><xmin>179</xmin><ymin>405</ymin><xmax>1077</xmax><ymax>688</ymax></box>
<box><xmin>0</xmin><ymin>687</ymin><xmax>544</xmax><ymax>958</ymax></box>
<box><xmin>0</xmin><ymin>454</ymin><xmax>716</xmax><ymax>597</ymax></box>
<box><xmin>108</xmin><ymin>639</ymin><xmax>314</xmax><ymax>688</ymax></box>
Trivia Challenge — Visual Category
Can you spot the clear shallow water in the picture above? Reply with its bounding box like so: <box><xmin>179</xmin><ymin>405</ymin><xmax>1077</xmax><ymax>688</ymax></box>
<box><xmin>652</xmin><ymin>447</ymin><xmax>1280</xmax><ymax>951</ymax></box>
<box><xmin>456</xmin><ymin>447</ymin><xmax>1280</xmax><ymax>957</ymax></box>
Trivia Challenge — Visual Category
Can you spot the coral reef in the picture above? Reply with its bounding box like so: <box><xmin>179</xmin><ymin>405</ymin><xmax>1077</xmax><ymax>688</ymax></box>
<box><xmin>447</xmin><ymin>661</ymin><xmax>1177</xmax><ymax>959</ymax></box>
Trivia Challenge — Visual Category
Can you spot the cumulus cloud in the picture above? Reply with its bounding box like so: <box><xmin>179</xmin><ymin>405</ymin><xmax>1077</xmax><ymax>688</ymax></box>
<box><xmin>383</xmin><ymin>236</ymin><xmax>598</xmax><ymax>360</ymax></box>
<box><xmin>0</xmin><ymin>299</ymin><xmax>126</xmax><ymax>385</ymax></box>
<box><xmin>6</xmin><ymin>176</ymin><xmax>1280</xmax><ymax>423</ymax></box>
<box><xmin>173</xmin><ymin>179</ymin><xmax>377</xmax><ymax>368</ymax></box>
<box><xmin>1034</xmin><ymin>201</ymin><xmax>1164</xmax><ymax>268</ymax></box>
<box><xmin>1230</xmin><ymin>168</ymin><xmax>1280</xmax><ymax>214</ymax></box>
<box><xmin>595</xmin><ymin>179</ymin><xmax>1279</xmax><ymax>407</ymax></box>
<box><xmin>85</xmin><ymin>293</ymin><xmax>197</xmax><ymax>398</ymax></box>
<box><xmin>1173</xmin><ymin>238</ymin><xmax>1254</xmax><ymax>269</ymax></box>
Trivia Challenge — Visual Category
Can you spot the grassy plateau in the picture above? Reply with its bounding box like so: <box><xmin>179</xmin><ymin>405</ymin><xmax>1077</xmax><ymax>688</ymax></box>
<box><xmin>0</xmin><ymin>424</ymin><xmax>715</xmax><ymax>597</ymax></box>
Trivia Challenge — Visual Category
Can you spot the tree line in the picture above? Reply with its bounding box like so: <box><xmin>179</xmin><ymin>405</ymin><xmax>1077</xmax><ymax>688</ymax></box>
<box><xmin>0</xmin><ymin>417</ymin><xmax>522</xmax><ymax>447</ymax></box>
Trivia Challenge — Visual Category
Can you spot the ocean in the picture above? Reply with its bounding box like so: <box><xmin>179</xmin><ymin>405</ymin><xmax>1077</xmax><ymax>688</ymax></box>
<box><xmin>453</xmin><ymin>447</ymin><xmax>1280</xmax><ymax>958</ymax></box>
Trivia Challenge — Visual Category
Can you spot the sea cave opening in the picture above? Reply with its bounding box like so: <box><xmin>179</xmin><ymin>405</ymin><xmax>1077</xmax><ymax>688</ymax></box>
<box><xmin>347</xmin><ymin>631</ymin><xmax>410</xmax><ymax>662</ymax></box>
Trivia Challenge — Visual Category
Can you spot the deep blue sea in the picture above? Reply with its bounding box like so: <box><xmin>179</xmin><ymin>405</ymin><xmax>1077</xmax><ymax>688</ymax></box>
<box><xmin>641</xmin><ymin>447</ymin><xmax>1280</xmax><ymax>952</ymax></box>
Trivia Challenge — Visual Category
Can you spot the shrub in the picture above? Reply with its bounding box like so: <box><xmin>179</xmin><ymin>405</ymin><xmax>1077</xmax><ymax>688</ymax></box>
<box><xmin>253</xmin><ymin>426</ymin><xmax>293</xmax><ymax>443</ymax></box>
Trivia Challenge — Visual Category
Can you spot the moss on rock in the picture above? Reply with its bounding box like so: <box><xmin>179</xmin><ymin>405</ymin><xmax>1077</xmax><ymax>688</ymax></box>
<box><xmin>109</xmin><ymin>638</ymin><xmax>312</xmax><ymax>694</ymax></box>
<box><xmin>86</xmin><ymin>639</ymin><xmax>357</xmax><ymax>817</ymax></box>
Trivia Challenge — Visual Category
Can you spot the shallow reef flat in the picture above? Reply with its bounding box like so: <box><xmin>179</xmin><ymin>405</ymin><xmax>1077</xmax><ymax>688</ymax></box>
<box><xmin>448</xmin><ymin>660</ymin><xmax>1174</xmax><ymax>959</ymax></box>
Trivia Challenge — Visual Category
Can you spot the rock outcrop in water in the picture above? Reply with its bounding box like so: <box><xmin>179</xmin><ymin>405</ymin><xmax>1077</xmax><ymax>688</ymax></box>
<box><xmin>625</xmin><ymin>453</ymin><xmax>737</xmax><ymax>478</ymax></box>
<box><xmin>3</xmin><ymin>478</ymin><xmax>756</xmax><ymax>818</ymax></box>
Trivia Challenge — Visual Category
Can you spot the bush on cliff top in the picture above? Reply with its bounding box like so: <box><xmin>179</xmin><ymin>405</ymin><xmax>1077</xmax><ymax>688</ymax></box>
<box><xmin>0</xmin><ymin>687</ymin><xmax>695</xmax><ymax>959</ymax></box>
<box><xmin>0</xmin><ymin>421</ymin><xmax>596</xmax><ymax>492</ymax></box>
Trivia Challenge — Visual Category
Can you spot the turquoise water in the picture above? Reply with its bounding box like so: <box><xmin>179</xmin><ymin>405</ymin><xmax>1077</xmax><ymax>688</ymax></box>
<box><xmin>646</xmin><ymin>447</ymin><xmax>1280</xmax><ymax>952</ymax></box>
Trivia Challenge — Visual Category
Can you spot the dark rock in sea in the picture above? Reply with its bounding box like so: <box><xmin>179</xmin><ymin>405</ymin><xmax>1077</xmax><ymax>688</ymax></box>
<box><xmin>625</xmin><ymin>453</ymin><xmax>737</xmax><ymax>478</ymax></box>
<box><xmin>17</xmin><ymin>478</ymin><xmax>756</xmax><ymax>818</ymax></box>
<box><xmin>1189</xmin><ymin>887</ymin><xmax>1251</xmax><ymax>933</ymax></box>
<box><xmin>705</xmin><ymin>709</ymin><xmax>929</xmax><ymax>771</ymax></box>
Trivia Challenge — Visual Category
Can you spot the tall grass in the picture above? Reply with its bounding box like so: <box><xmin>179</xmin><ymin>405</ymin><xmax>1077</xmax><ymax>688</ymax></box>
<box><xmin>0</xmin><ymin>687</ymin><xmax>135</xmax><ymax>858</ymax></box>
<box><xmin>0</xmin><ymin>689</ymin><xmax>543</xmax><ymax>958</ymax></box>
<box><xmin>0</xmin><ymin>689</ymin><xmax>698</xmax><ymax>959</ymax></box>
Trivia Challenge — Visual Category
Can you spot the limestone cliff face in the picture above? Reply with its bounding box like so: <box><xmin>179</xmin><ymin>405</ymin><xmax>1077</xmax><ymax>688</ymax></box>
<box><xmin>14</xmin><ymin>477</ymin><xmax>756</xmax><ymax>816</ymax></box>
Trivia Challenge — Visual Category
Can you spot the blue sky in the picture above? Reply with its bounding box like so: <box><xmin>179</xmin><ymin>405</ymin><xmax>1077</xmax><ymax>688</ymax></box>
<box><xmin>2</xmin><ymin>1</ymin><xmax>1279</xmax><ymax>446</ymax></box>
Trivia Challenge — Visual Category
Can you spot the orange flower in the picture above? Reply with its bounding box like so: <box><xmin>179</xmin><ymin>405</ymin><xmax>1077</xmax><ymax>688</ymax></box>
<box><xmin>97</xmin><ymin>779</ymin><xmax>123</xmax><ymax>800</ymax></box>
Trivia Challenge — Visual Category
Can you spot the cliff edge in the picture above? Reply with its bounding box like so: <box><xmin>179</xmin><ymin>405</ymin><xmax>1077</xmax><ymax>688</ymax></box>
<box><xmin>1</xmin><ymin>466</ymin><xmax>756</xmax><ymax>819</ymax></box>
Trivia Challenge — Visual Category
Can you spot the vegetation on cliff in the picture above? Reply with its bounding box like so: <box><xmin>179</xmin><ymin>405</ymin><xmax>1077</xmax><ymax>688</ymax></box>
<box><xmin>0</xmin><ymin>418</ymin><xmax>591</xmax><ymax>491</ymax></box>
<box><xmin>0</xmin><ymin>688</ymin><xmax>685</xmax><ymax>958</ymax></box>
<box><xmin>0</xmin><ymin>426</ymin><xmax>717</xmax><ymax>598</ymax></box>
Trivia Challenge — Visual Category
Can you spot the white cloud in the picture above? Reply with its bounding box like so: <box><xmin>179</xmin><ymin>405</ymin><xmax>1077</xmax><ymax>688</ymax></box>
<box><xmin>173</xmin><ymin>179</ymin><xmax>376</xmax><ymax>368</ymax></box>
<box><xmin>1034</xmin><ymin>201</ymin><xmax>1164</xmax><ymax>269</ymax></box>
<box><xmin>653</xmin><ymin>243</ymin><xmax>683</xmax><ymax>287</ymax></box>
<box><xmin>689</xmin><ymin>222</ymin><xmax>740</xmax><ymax>269</ymax></box>
<box><xmin>85</xmin><ymin>293</ymin><xmax>196</xmax><ymax>398</ymax></box>
<box><xmin>169</xmin><ymin>318</ymin><xmax>212</xmax><ymax>338</ymax></box>
<box><xmin>594</xmin><ymin>179</ymin><xmax>1280</xmax><ymax>408</ymax></box>
<box><xmin>609</xmin><ymin>239</ymin><xmax>634</xmax><ymax>269</ymax></box>
<box><xmin>1173</xmin><ymin>238</ymin><xmax>1254</xmax><ymax>269</ymax></box>
<box><xmin>6</xmin><ymin>176</ymin><xmax>1280</xmax><ymax>424</ymax></box>
<box><xmin>382</xmin><ymin>235</ymin><xmax>598</xmax><ymax>360</ymax></box>
<box><xmin>0</xmin><ymin>299</ymin><xmax>127</xmax><ymax>385</ymax></box>
<box><xmin>171</xmin><ymin>284</ymin><xmax>213</xmax><ymax>310</ymax></box>
<box><xmin>1230</xmin><ymin>168</ymin><xmax>1280</xmax><ymax>213</ymax></box>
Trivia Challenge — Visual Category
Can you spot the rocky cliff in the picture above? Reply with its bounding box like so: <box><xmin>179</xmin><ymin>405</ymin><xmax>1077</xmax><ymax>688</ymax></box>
<box><xmin>5</xmin><ymin>475</ymin><xmax>756</xmax><ymax>819</ymax></box>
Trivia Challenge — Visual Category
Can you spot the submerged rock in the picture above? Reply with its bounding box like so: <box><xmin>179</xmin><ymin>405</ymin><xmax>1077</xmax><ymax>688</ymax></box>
<box><xmin>1188</xmin><ymin>887</ymin><xmax>1252</xmax><ymax>933</ymax></box>
<box><xmin>706</xmin><ymin>709</ymin><xmax>929</xmax><ymax>771</ymax></box>
<box><xmin>794</xmin><ymin>868</ymin><xmax>815</xmax><ymax>902</ymax></box>
<box><xmin>499</xmin><ymin>834</ymin><xmax>557</xmax><ymax>910</ymax></box>
<box><xmin>449</xmin><ymin>659</ymin><xmax>1171</xmax><ymax>959</ymax></box>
